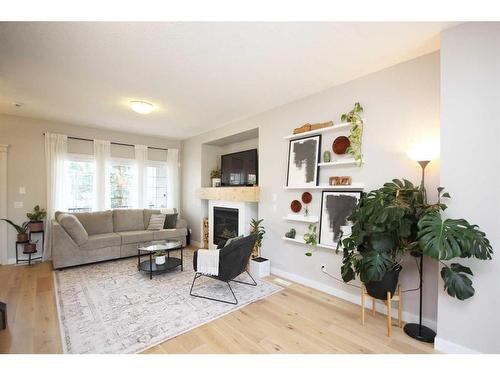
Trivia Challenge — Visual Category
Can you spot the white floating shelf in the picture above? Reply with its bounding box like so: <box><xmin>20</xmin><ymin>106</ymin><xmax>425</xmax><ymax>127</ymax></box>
<box><xmin>282</xmin><ymin>236</ymin><xmax>339</xmax><ymax>251</ymax></box>
<box><xmin>318</xmin><ymin>159</ymin><xmax>364</xmax><ymax>167</ymax></box>
<box><xmin>283</xmin><ymin>215</ymin><xmax>319</xmax><ymax>223</ymax></box>
<box><xmin>283</xmin><ymin>183</ymin><xmax>364</xmax><ymax>191</ymax></box>
<box><xmin>283</xmin><ymin>122</ymin><xmax>352</xmax><ymax>140</ymax></box>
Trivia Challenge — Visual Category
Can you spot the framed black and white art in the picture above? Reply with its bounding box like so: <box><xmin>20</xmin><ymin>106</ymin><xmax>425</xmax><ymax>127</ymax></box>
<box><xmin>319</xmin><ymin>191</ymin><xmax>361</xmax><ymax>248</ymax></box>
<box><xmin>286</xmin><ymin>135</ymin><xmax>321</xmax><ymax>187</ymax></box>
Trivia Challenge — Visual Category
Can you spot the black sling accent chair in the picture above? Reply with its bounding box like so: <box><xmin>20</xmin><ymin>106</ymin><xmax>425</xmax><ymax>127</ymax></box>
<box><xmin>190</xmin><ymin>234</ymin><xmax>258</xmax><ymax>305</ymax></box>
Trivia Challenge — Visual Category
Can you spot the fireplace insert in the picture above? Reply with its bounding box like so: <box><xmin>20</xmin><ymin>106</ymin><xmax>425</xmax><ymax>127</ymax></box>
<box><xmin>213</xmin><ymin>207</ymin><xmax>239</xmax><ymax>245</ymax></box>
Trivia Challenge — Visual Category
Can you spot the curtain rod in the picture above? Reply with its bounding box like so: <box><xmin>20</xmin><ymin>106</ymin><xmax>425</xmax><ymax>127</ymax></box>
<box><xmin>42</xmin><ymin>133</ymin><xmax>168</xmax><ymax>151</ymax></box>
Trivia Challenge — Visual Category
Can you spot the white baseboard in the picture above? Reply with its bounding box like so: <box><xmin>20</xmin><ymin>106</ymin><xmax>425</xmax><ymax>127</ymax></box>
<box><xmin>7</xmin><ymin>258</ymin><xmax>16</xmax><ymax>265</ymax></box>
<box><xmin>271</xmin><ymin>266</ymin><xmax>437</xmax><ymax>331</ymax></box>
<box><xmin>189</xmin><ymin>240</ymin><xmax>202</xmax><ymax>248</ymax></box>
<box><xmin>434</xmin><ymin>336</ymin><xmax>480</xmax><ymax>354</ymax></box>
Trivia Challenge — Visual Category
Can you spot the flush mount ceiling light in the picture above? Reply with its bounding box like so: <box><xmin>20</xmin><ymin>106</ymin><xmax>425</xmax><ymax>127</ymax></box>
<box><xmin>130</xmin><ymin>100</ymin><xmax>154</xmax><ymax>114</ymax></box>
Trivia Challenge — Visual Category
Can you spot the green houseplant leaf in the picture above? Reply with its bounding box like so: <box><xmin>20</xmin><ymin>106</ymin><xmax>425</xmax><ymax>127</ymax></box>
<box><xmin>440</xmin><ymin>263</ymin><xmax>475</xmax><ymax>300</ymax></box>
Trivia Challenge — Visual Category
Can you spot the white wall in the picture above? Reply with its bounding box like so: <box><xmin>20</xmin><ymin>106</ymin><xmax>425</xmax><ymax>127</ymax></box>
<box><xmin>182</xmin><ymin>52</ymin><xmax>440</xmax><ymax>327</ymax></box>
<box><xmin>437</xmin><ymin>23</ymin><xmax>500</xmax><ymax>354</ymax></box>
<box><xmin>0</xmin><ymin>114</ymin><xmax>180</xmax><ymax>263</ymax></box>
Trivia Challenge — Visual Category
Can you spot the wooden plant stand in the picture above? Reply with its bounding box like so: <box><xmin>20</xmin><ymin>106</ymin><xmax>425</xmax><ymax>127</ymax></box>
<box><xmin>361</xmin><ymin>285</ymin><xmax>402</xmax><ymax>337</ymax></box>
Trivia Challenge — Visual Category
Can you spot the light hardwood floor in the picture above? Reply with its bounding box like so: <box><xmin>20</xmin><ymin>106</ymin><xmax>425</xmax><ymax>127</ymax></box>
<box><xmin>0</xmin><ymin>251</ymin><xmax>435</xmax><ymax>354</ymax></box>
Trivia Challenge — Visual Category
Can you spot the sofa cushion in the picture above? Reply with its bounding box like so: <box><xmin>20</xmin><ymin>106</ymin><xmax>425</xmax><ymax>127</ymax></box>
<box><xmin>153</xmin><ymin>228</ymin><xmax>187</xmax><ymax>241</ymax></box>
<box><xmin>58</xmin><ymin>214</ymin><xmax>89</xmax><ymax>246</ymax></box>
<box><xmin>163</xmin><ymin>213</ymin><xmax>178</xmax><ymax>229</ymax></box>
<box><xmin>143</xmin><ymin>209</ymin><xmax>161</xmax><ymax>229</ymax></box>
<box><xmin>73</xmin><ymin>210</ymin><xmax>113</xmax><ymax>235</ymax></box>
<box><xmin>79</xmin><ymin>233</ymin><xmax>121</xmax><ymax>251</ymax></box>
<box><xmin>117</xmin><ymin>230</ymin><xmax>154</xmax><ymax>245</ymax></box>
<box><xmin>147</xmin><ymin>214</ymin><xmax>166</xmax><ymax>230</ymax></box>
<box><xmin>113</xmin><ymin>209</ymin><xmax>145</xmax><ymax>232</ymax></box>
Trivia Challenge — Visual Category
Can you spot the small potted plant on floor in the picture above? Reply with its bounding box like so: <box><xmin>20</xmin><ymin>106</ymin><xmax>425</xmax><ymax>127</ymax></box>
<box><xmin>1</xmin><ymin>219</ymin><xmax>29</xmax><ymax>242</ymax></box>
<box><xmin>210</xmin><ymin>168</ymin><xmax>221</xmax><ymax>187</ymax></box>
<box><xmin>26</xmin><ymin>205</ymin><xmax>47</xmax><ymax>232</ymax></box>
<box><xmin>249</xmin><ymin>218</ymin><xmax>270</xmax><ymax>278</ymax></box>
<box><xmin>155</xmin><ymin>250</ymin><xmax>167</xmax><ymax>266</ymax></box>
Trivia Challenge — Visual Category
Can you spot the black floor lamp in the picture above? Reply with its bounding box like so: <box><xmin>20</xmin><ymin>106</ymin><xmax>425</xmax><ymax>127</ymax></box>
<box><xmin>404</xmin><ymin>141</ymin><xmax>438</xmax><ymax>343</ymax></box>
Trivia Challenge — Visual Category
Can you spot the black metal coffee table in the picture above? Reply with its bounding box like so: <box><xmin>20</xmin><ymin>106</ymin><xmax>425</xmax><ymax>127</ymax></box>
<box><xmin>137</xmin><ymin>240</ymin><xmax>184</xmax><ymax>279</ymax></box>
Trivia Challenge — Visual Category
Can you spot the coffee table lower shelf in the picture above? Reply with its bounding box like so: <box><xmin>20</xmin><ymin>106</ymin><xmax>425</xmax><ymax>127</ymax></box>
<box><xmin>138</xmin><ymin>258</ymin><xmax>182</xmax><ymax>279</ymax></box>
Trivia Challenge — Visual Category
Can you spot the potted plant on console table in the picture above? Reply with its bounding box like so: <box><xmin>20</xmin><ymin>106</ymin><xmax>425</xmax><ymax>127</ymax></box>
<box><xmin>337</xmin><ymin>178</ymin><xmax>493</xmax><ymax>302</ymax></box>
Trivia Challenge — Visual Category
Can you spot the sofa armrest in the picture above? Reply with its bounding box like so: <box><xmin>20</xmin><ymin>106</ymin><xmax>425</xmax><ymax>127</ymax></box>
<box><xmin>176</xmin><ymin>218</ymin><xmax>188</xmax><ymax>229</ymax></box>
<box><xmin>52</xmin><ymin>220</ymin><xmax>80</xmax><ymax>268</ymax></box>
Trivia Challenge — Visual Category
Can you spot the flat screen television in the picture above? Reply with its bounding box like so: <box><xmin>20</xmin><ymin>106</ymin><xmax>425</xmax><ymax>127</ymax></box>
<box><xmin>221</xmin><ymin>149</ymin><xmax>258</xmax><ymax>186</ymax></box>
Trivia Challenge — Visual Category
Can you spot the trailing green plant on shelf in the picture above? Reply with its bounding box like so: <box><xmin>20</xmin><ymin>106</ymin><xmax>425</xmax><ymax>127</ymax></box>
<box><xmin>341</xmin><ymin>102</ymin><xmax>364</xmax><ymax>166</ymax></box>
<box><xmin>303</xmin><ymin>223</ymin><xmax>318</xmax><ymax>256</ymax></box>
<box><xmin>336</xmin><ymin>178</ymin><xmax>493</xmax><ymax>300</ymax></box>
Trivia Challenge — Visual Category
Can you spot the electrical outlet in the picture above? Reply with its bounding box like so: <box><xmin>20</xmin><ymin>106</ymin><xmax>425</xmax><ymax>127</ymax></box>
<box><xmin>14</xmin><ymin>201</ymin><xmax>23</xmax><ymax>208</ymax></box>
<box><xmin>19</xmin><ymin>186</ymin><xmax>26</xmax><ymax>194</ymax></box>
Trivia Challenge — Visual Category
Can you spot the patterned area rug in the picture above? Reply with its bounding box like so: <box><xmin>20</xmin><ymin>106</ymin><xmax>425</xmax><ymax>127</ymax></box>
<box><xmin>54</xmin><ymin>252</ymin><xmax>282</xmax><ymax>354</ymax></box>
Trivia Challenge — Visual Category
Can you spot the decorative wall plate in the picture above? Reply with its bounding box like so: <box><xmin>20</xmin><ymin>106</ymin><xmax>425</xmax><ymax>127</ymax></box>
<box><xmin>301</xmin><ymin>192</ymin><xmax>312</xmax><ymax>204</ymax></box>
<box><xmin>290</xmin><ymin>200</ymin><xmax>302</xmax><ymax>213</ymax></box>
<box><xmin>332</xmin><ymin>136</ymin><xmax>350</xmax><ymax>155</ymax></box>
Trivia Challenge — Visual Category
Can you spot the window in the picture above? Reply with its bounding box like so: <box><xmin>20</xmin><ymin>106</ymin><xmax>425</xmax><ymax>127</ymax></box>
<box><xmin>64</xmin><ymin>157</ymin><xmax>95</xmax><ymax>212</ymax></box>
<box><xmin>110</xmin><ymin>161</ymin><xmax>136</xmax><ymax>209</ymax></box>
<box><xmin>146</xmin><ymin>164</ymin><xmax>167</xmax><ymax>208</ymax></box>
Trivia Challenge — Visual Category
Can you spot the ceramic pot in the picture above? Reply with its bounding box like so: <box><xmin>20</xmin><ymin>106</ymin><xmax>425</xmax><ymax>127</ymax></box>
<box><xmin>365</xmin><ymin>265</ymin><xmax>402</xmax><ymax>300</ymax></box>
<box><xmin>23</xmin><ymin>243</ymin><xmax>37</xmax><ymax>254</ymax></box>
<box><xmin>28</xmin><ymin>221</ymin><xmax>44</xmax><ymax>232</ymax></box>
<box><xmin>211</xmin><ymin>178</ymin><xmax>221</xmax><ymax>187</ymax></box>
<box><xmin>155</xmin><ymin>255</ymin><xmax>166</xmax><ymax>265</ymax></box>
<box><xmin>17</xmin><ymin>233</ymin><xmax>28</xmax><ymax>242</ymax></box>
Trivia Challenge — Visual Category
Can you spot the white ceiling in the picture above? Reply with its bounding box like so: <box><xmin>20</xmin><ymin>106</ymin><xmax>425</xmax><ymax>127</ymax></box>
<box><xmin>0</xmin><ymin>22</ymin><xmax>454</xmax><ymax>140</ymax></box>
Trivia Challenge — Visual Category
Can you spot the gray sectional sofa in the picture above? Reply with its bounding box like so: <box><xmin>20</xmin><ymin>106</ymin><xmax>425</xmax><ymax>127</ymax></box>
<box><xmin>51</xmin><ymin>209</ymin><xmax>188</xmax><ymax>269</ymax></box>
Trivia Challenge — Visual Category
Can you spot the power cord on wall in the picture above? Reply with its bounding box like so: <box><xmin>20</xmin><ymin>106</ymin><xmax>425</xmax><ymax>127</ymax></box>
<box><xmin>320</xmin><ymin>265</ymin><xmax>421</xmax><ymax>294</ymax></box>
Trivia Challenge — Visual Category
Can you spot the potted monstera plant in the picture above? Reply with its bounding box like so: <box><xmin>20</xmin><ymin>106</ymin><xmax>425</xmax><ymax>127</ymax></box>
<box><xmin>338</xmin><ymin>179</ymin><xmax>493</xmax><ymax>301</ymax></box>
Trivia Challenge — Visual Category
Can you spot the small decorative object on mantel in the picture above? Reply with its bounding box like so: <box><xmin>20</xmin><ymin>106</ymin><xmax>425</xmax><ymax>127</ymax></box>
<box><xmin>293</xmin><ymin>120</ymin><xmax>333</xmax><ymax>135</ymax></box>
<box><xmin>323</xmin><ymin>150</ymin><xmax>331</xmax><ymax>163</ymax></box>
<box><xmin>26</xmin><ymin>205</ymin><xmax>46</xmax><ymax>232</ymax></box>
<box><xmin>210</xmin><ymin>168</ymin><xmax>221</xmax><ymax>187</ymax></box>
<box><xmin>290</xmin><ymin>199</ymin><xmax>302</xmax><ymax>213</ymax></box>
<box><xmin>329</xmin><ymin>176</ymin><xmax>352</xmax><ymax>186</ymax></box>
<box><xmin>332</xmin><ymin>136</ymin><xmax>350</xmax><ymax>155</ymax></box>
<box><xmin>341</xmin><ymin>102</ymin><xmax>364</xmax><ymax>166</ymax></box>
<box><xmin>285</xmin><ymin>228</ymin><xmax>296</xmax><ymax>239</ymax></box>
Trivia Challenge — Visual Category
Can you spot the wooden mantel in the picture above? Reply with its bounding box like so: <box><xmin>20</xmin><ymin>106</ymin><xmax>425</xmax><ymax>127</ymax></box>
<box><xmin>198</xmin><ymin>186</ymin><xmax>260</xmax><ymax>202</ymax></box>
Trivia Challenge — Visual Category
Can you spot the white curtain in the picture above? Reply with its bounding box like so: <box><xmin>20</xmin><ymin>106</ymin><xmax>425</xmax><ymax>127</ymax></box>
<box><xmin>93</xmin><ymin>139</ymin><xmax>111</xmax><ymax>211</ymax></box>
<box><xmin>135</xmin><ymin>144</ymin><xmax>148</xmax><ymax>208</ymax></box>
<box><xmin>166</xmin><ymin>148</ymin><xmax>180</xmax><ymax>213</ymax></box>
<box><xmin>45</xmin><ymin>132</ymin><xmax>67</xmax><ymax>260</ymax></box>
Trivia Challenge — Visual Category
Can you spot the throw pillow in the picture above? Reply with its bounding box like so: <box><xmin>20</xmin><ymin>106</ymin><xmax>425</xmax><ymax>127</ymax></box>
<box><xmin>58</xmin><ymin>214</ymin><xmax>89</xmax><ymax>245</ymax></box>
<box><xmin>224</xmin><ymin>235</ymin><xmax>244</xmax><ymax>247</ymax></box>
<box><xmin>163</xmin><ymin>213</ymin><xmax>178</xmax><ymax>229</ymax></box>
<box><xmin>147</xmin><ymin>214</ymin><xmax>166</xmax><ymax>231</ymax></box>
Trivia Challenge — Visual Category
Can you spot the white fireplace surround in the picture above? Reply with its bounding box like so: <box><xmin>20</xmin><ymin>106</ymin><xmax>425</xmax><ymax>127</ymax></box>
<box><xmin>208</xmin><ymin>200</ymin><xmax>258</xmax><ymax>249</ymax></box>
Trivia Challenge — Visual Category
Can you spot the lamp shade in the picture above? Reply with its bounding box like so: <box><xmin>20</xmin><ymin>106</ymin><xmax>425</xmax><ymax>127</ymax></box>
<box><xmin>408</xmin><ymin>139</ymin><xmax>439</xmax><ymax>162</ymax></box>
